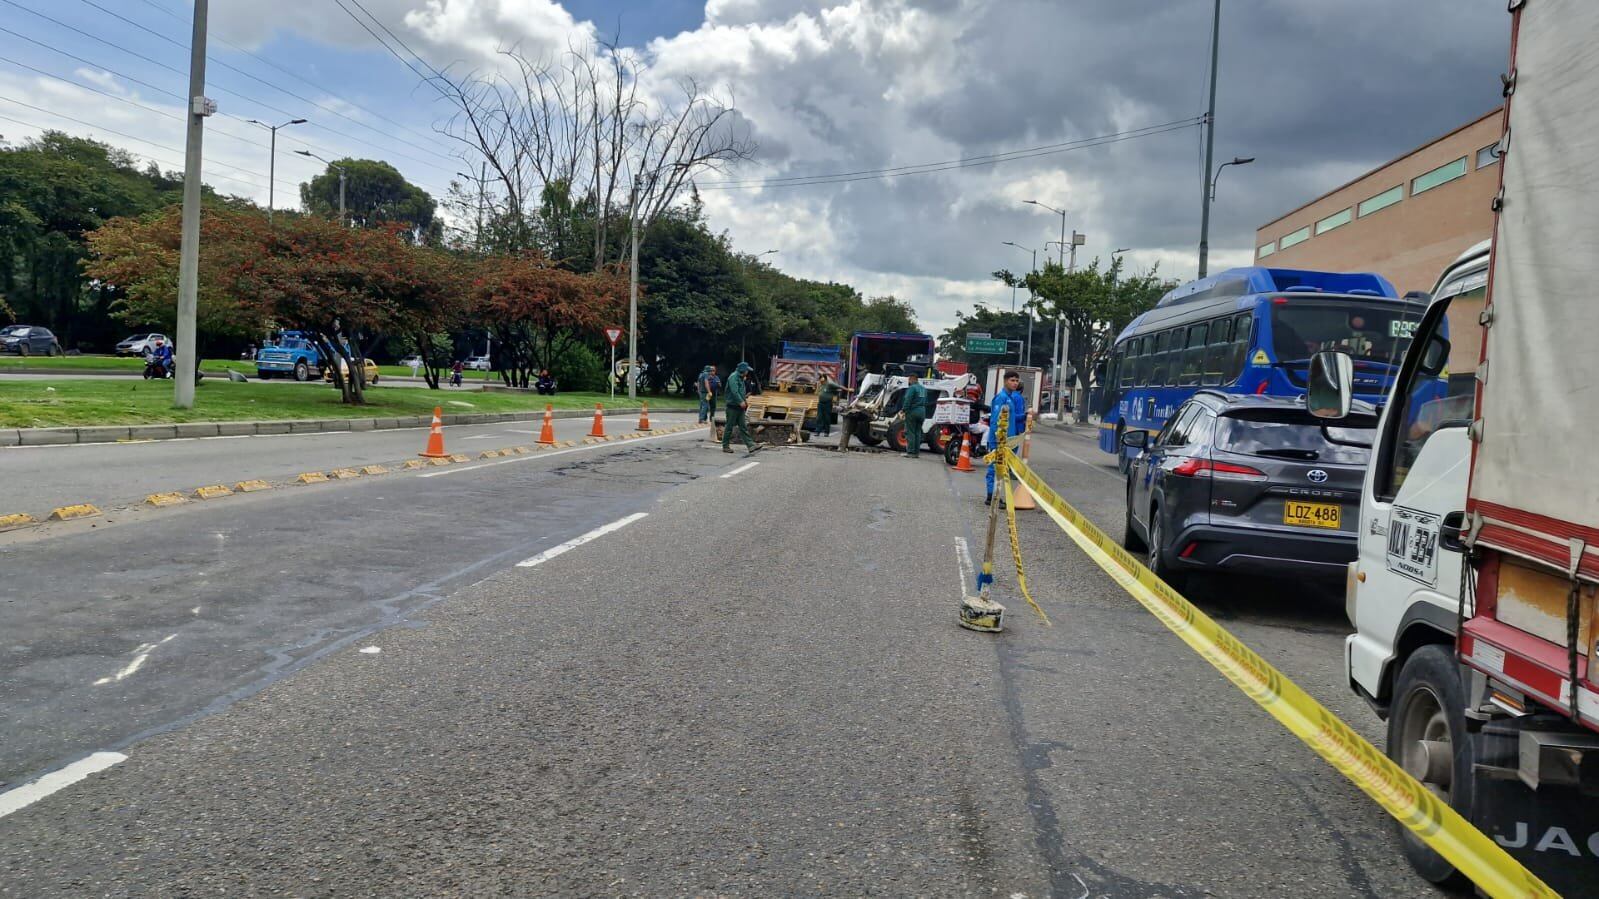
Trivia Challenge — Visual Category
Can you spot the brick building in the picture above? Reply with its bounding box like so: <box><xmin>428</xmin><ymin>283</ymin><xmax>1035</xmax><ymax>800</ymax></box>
<box><xmin>1255</xmin><ymin>108</ymin><xmax>1503</xmax><ymax>371</ymax></box>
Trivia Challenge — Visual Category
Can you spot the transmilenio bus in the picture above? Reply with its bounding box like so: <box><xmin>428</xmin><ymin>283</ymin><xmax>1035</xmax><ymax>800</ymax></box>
<box><xmin>1098</xmin><ymin>267</ymin><xmax>1429</xmax><ymax>470</ymax></box>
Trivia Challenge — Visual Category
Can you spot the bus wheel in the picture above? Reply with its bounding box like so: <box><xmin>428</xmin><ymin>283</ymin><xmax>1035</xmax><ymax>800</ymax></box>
<box><xmin>1388</xmin><ymin>645</ymin><xmax>1474</xmax><ymax>889</ymax></box>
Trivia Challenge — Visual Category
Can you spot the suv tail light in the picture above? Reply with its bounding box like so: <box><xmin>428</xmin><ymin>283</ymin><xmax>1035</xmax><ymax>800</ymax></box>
<box><xmin>1170</xmin><ymin>458</ymin><xmax>1267</xmax><ymax>481</ymax></box>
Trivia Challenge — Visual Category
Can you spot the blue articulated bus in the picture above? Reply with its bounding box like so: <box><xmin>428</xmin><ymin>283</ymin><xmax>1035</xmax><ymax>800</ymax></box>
<box><xmin>1098</xmin><ymin>266</ymin><xmax>1430</xmax><ymax>470</ymax></box>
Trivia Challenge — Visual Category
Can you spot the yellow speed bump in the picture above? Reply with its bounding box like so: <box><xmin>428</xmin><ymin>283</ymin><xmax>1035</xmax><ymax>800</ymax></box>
<box><xmin>297</xmin><ymin>471</ymin><xmax>329</xmax><ymax>484</ymax></box>
<box><xmin>47</xmin><ymin>504</ymin><xmax>101</xmax><ymax>522</ymax></box>
<box><xmin>235</xmin><ymin>479</ymin><xmax>272</xmax><ymax>493</ymax></box>
<box><xmin>448</xmin><ymin>454</ymin><xmax>470</xmax><ymax>463</ymax></box>
<box><xmin>145</xmin><ymin>492</ymin><xmax>188</xmax><ymax>507</ymax></box>
<box><xmin>329</xmin><ymin>468</ymin><xmax>361</xmax><ymax>479</ymax></box>
<box><xmin>360</xmin><ymin>465</ymin><xmax>389</xmax><ymax>476</ymax></box>
<box><xmin>1004</xmin><ymin>453</ymin><xmax>1556</xmax><ymax>899</ymax></box>
<box><xmin>193</xmin><ymin>485</ymin><xmax>233</xmax><ymax>499</ymax></box>
<box><xmin>511</xmin><ymin>446</ymin><xmax>531</xmax><ymax>454</ymax></box>
<box><xmin>0</xmin><ymin>512</ymin><xmax>38</xmax><ymax>530</ymax></box>
<box><xmin>479</xmin><ymin>450</ymin><xmax>501</xmax><ymax>459</ymax></box>
<box><xmin>427</xmin><ymin>457</ymin><xmax>451</xmax><ymax>467</ymax></box>
<box><xmin>400</xmin><ymin>459</ymin><xmax>427</xmax><ymax>470</ymax></box>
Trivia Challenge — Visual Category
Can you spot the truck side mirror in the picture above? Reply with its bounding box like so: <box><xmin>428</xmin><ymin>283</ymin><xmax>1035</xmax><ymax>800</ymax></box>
<box><xmin>1121</xmin><ymin>429</ymin><xmax>1149</xmax><ymax>449</ymax></box>
<box><xmin>1308</xmin><ymin>350</ymin><xmax>1354</xmax><ymax>420</ymax></box>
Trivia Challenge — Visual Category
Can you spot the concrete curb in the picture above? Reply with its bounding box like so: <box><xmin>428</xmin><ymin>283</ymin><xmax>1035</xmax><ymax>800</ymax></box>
<box><xmin>0</xmin><ymin>407</ymin><xmax>670</xmax><ymax>447</ymax></box>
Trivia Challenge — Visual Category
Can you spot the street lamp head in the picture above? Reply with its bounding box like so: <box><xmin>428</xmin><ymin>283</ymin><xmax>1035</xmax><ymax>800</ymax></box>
<box><xmin>1232</xmin><ymin>156</ymin><xmax>1256</xmax><ymax>166</ymax></box>
<box><xmin>289</xmin><ymin>118</ymin><xmax>308</xmax><ymax>125</ymax></box>
<box><xmin>294</xmin><ymin>149</ymin><xmax>313</xmax><ymax>158</ymax></box>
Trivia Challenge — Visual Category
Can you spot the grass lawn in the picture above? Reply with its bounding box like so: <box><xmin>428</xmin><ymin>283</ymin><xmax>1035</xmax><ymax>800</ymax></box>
<box><xmin>0</xmin><ymin>354</ymin><xmax>257</xmax><ymax>375</ymax></box>
<box><xmin>0</xmin><ymin>379</ymin><xmax>694</xmax><ymax>428</ymax></box>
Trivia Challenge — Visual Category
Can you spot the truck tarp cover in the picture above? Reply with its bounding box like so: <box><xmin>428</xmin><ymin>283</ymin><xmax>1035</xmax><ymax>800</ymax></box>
<box><xmin>1472</xmin><ymin>0</ymin><xmax>1599</xmax><ymax>557</ymax></box>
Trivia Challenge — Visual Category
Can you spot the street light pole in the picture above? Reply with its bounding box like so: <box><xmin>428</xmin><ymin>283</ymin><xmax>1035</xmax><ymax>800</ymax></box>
<box><xmin>1002</xmin><ymin>241</ymin><xmax>1037</xmax><ymax>365</ymax></box>
<box><xmin>296</xmin><ymin>150</ymin><xmax>345</xmax><ymax>226</ymax></box>
<box><xmin>173</xmin><ymin>0</ymin><xmax>212</xmax><ymax>409</ymax></box>
<box><xmin>1198</xmin><ymin>0</ymin><xmax>1222</xmax><ymax>279</ymax></box>
<box><xmin>249</xmin><ymin>117</ymin><xmax>306</xmax><ymax>222</ymax></box>
<box><xmin>1210</xmin><ymin>156</ymin><xmax>1255</xmax><ymax>202</ymax></box>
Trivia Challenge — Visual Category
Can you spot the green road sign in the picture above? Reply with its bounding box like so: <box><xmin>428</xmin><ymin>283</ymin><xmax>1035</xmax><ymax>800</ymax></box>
<box><xmin>964</xmin><ymin>337</ymin><xmax>1009</xmax><ymax>355</ymax></box>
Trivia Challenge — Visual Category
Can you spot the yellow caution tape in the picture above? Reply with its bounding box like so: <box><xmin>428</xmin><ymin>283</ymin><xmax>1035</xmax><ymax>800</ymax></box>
<box><xmin>999</xmin><ymin>454</ymin><xmax>1049</xmax><ymax>626</ymax></box>
<box><xmin>1001</xmin><ymin>449</ymin><xmax>1556</xmax><ymax>899</ymax></box>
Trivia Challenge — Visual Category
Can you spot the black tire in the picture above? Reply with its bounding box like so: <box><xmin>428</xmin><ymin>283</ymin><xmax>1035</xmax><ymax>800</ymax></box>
<box><xmin>47</xmin><ymin>343</ymin><xmax>60</xmax><ymax>357</ymax></box>
<box><xmin>293</xmin><ymin>360</ymin><xmax>310</xmax><ymax>382</ymax></box>
<box><xmin>1146</xmin><ymin>504</ymin><xmax>1185</xmax><ymax>592</ymax></box>
<box><xmin>17</xmin><ymin>343</ymin><xmax>28</xmax><ymax>357</ymax></box>
<box><xmin>856</xmin><ymin>421</ymin><xmax>882</xmax><ymax>447</ymax></box>
<box><xmin>1122</xmin><ymin>477</ymin><xmax>1145</xmax><ymax>551</ymax></box>
<box><xmin>944</xmin><ymin>434</ymin><xmax>963</xmax><ymax>466</ymax></box>
<box><xmin>259</xmin><ymin>371</ymin><xmax>273</xmax><ymax>380</ymax></box>
<box><xmin>885</xmin><ymin>421</ymin><xmax>907</xmax><ymax>453</ymax></box>
<box><xmin>928</xmin><ymin>424</ymin><xmax>956</xmax><ymax>454</ymax></box>
<box><xmin>1387</xmin><ymin>645</ymin><xmax>1474</xmax><ymax>889</ymax></box>
<box><xmin>370</xmin><ymin>373</ymin><xmax>378</xmax><ymax>386</ymax></box>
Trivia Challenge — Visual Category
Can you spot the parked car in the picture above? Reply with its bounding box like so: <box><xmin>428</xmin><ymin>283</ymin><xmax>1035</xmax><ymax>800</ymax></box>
<box><xmin>0</xmin><ymin>325</ymin><xmax>62</xmax><ymax>356</ymax></box>
<box><xmin>464</xmin><ymin>355</ymin><xmax>492</xmax><ymax>371</ymax></box>
<box><xmin>1120</xmin><ymin>390</ymin><xmax>1376</xmax><ymax>589</ymax></box>
<box><xmin>115</xmin><ymin>333</ymin><xmax>167</xmax><ymax>356</ymax></box>
<box><xmin>398</xmin><ymin>355</ymin><xmax>424</xmax><ymax>370</ymax></box>
<box><xmin>324</xmin><ymin>358</ymin><xmax>380</xmax><ymax>385</ymax></box>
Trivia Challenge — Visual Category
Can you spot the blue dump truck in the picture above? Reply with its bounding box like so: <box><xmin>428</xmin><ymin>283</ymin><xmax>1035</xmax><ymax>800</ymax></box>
<box><xmin>255</xmin><ymin>330</ymin><xmax>324</xmax><ymax>381</ymax></box>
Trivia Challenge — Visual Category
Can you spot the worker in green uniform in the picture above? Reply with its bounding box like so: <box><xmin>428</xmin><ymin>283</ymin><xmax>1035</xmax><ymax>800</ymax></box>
<box><xmin>814</xmin><ymin>375</ymin><xmax>842</xmax><ymax>438</ymax></box>
<box><xmin>898</xmin><ymin>370</ymin><xmax>929</xmax><ymax>458</ymax></box>
<box><xmin>722</xmin><ymin>361</ymin><xmax>763</xmax><ymax>454</ymax></box>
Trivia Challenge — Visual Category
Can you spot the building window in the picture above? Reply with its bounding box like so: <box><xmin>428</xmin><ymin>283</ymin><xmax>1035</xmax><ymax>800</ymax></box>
<box><xmin>1411</xmin><ymin>157</ymin><xmax>1468</xmax><ymax>196</ymax></box>
<box><xmin>1315</xmin><ymin>208</ymin><xmax>1352</xmax><ymax>235</ymax></box>
<box><xmin>1358</xmin><ymin>185</ymin><xmax>1403</xmax><ymax>217</ymax></box>
<box><xmin>1476</xmin><ymin>143</ymin><xmax>1499</xmax><ymax>169</ymax></box>
<box><xmin>1278</xmin><ymin>226</ymin><xmax>1310</xmax><ymax>250</ymax></box>
<box><xmin>1257</xmin><ymin>241</ymin><xmax>1275</xmax><ymax>259</ymax></box>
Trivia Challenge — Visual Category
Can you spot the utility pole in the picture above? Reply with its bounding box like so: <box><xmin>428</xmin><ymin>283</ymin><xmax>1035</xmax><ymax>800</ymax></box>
<box><xmin>628</xmin><ymin>178</ymin><xmax>647</xmax><ymax>400</ymax></box>
<box><xmin>173</xmin><ymin>0</ymin><xmax>212</xmax><ymax>409</ymax></box>
<box><xmin>250</xmin><ymin>118</ymin><xmax>306</xmax><ymax>222</ymax></box>
<box><xmin>1197</xmin><ymin>0</ymin><xmax>1222</xmax><ymax>279</ymax></box>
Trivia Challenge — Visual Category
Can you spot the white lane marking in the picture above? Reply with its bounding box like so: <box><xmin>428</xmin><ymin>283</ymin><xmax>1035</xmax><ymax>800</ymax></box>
<box><xmin>358</xmin><ymin>646</ymin><xmax>382</xmax><ymax>654</ymax></box>
<box><xmin>1056</xmin><ymin>447</ymin><xmax>1120</xmax><ymax>480</ymax></box>
<box><xmin>0</xmin><ymin>751</ymin><xmax>127</xmax><ymax>819</ymax></box>
<box><xmin>955</xmin><ymin>537</ymin><xmax>975</xmax><ymax>592</ymax></box>
<box><xmin>516</xmin><ymin>512</ymin><xmax>649</xmax><ymax>568</ymax></box>
<box><xmin>93</xmin><ymin>633</ymin><xmax>177</xmax><ymax>685</ymax></box>
<box><xmin>419</xmin><ymin>429</ymin><xmax>699</xmax><ymax>478</ymax></box>
<box><xmin>720</xmin><ymin>461</ymin><xmax>759</xmax><ymax>479</ymax></box>
<box><xmin>460</xmin><ymin>434</ymin><xmax>502</xmax><ymax>441</ymax></box>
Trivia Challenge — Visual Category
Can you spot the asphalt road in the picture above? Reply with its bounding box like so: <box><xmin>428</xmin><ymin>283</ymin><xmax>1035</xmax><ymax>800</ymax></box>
<box><xmin>0</xmin><ymin>423</ymin><xmax>1440</xmax><ymax>896</ymax></box>
<box><xmin>0</xmin><ymin>410</ymin><xmax>696</xmax><ymax>518</ymax></box>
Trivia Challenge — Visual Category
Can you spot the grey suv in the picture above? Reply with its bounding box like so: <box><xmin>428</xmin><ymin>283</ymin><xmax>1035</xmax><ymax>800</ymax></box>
<box><xmin>1121</xmin><ymin>391</ymin><xmax>1376</xmax><ymax>588</ymax></box>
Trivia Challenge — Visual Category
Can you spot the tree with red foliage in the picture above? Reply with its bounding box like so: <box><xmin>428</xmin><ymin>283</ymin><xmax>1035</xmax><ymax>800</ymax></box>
<box><xmin>470</xmin><ymin>254</ymin><xmax>626</xmax><ymax>389</ymax></box>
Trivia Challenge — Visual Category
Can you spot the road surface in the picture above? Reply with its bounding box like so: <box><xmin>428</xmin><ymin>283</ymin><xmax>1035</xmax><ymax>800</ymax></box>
<box><xmin>0</xmin><ymin>423</ymin><xmax>1438</xmax><ymax>896</ymax></box>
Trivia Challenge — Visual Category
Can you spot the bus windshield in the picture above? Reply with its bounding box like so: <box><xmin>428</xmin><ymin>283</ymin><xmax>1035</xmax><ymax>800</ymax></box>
<box><xmin>1270</xmin><ymin>300</ymin><xmax>1427</xmax><ymax>367</ymax></box>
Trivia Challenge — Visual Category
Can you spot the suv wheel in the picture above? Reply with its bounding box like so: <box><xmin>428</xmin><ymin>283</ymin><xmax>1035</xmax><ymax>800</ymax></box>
<box><xmin>1146</xmin><ymin>506</ymin><xmax>1185</xmax><ymax>592</ymax></box>
<box><xmin>1388</xmin><ymin>645</ymin><xmax>1474</xmax><ymax>888</ymax></box>
<box><xmin>17</xmin><ymin>343</ymin><xmax>28</xmax><ymax>357</ymax></box>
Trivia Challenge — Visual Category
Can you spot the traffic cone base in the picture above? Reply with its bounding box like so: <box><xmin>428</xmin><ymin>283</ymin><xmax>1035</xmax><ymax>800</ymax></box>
<box><xmin>588</xmin><ymin>404</ymin><xmax>606</xmax><ymax>438</ymax></box>
<box><xmin>537</xmin><ymin>404</ymin><xmax>557</xmax><ymax>445</ymax></box>
<box><xmin>419</xmin><ymin>406</ymin><xmax>449</xmax><ymax>458</ymax></box>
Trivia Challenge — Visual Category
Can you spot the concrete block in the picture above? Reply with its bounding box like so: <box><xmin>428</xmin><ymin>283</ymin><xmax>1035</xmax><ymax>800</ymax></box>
<box><xmin>75</xmin><ymin>426</ymin><xmax>132</xmax><ymax>444</ymax></box>
<box><xmin>254</xmin><ymin>421</ymin><xmax>292</xmax><ymax>435</ymax></box>
<box><xmin>127</xmin><ymin>425</ymin><xmax>178</xmax><ymax>441</ymax></box>
<box><xmin>0</xmin><ymin>429</ymin><xmax>19</xmax><ymax>447</ymax></box>
<box><xmin>347</xmin><ymin>418</ymin><xmax>376</xmax><ymax>432</ymax></box>
<box><xmin>19</xmin><ymin>428</ymin><xmax>78</xmax><ymax>446</ymax></box>
<box><xmin>373</xmin><ymin>418</ymin><xmax>401</xmax><ymax>430</ymax></box>
<box><xmin>288</xmin><ymin>420</ymin><xmax>324</xmax><ymax>433</ymax></box>
<box><xmin>175</xmin><ymin>422</ymin><xmax>219</xmax><ymax>438</ymax></box>
<box><xmin>216</xmin><ymin>422</ymin><xmax>257</xmax><ymax>436</ymax></box>
<box><xmin>441</xmin><ymin>414</ymin><xmax>464</xmax><ymax>426</ymax></box>
<box><xmin>321</xmin><ymin>419</ymin><xmax>352</xmax><ymax>432</ymax></box>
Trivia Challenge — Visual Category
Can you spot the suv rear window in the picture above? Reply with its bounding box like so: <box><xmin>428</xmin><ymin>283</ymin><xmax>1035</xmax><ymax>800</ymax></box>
<box><xmin>1214</xmin><ymin>416</ymin><xmax>1371</xmax><ymax>464</ymax></box>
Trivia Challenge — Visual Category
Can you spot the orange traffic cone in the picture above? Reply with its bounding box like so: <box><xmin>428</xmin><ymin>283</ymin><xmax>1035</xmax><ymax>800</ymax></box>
<box><xmin>536</xmin><ymin>404</ymin><xmax>556</xmax><ymax>445</ymax></box>
<box><xmin>1010</xmin><ymin>430</ymin><xmax>1037</xmax><ymax>510</ymax></box>
<box><xmin>419</xmin><ymin>406</ymin><xmax>449</xmax><ymax>458</ymax></box>
<box><xmin>954</xmin><ymin>432</ymin><xmax>976</xmax><ymax>472</ymax></box>
<box><xmin>588</xmin><ymin>403</ymin><xmax>606</xmax><ymax>437</ymax></box>
<box><xmin>638</xmin><ymin>402</ymin><xmax>651</xmax><ymax>431</ymax></box>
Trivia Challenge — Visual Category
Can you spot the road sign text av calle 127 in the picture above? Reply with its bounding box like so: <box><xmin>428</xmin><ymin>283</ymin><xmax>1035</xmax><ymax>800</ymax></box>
<box><xmin>965</xmin><ymin>337</ymin><xmax>1008</xmax><ymax>355</ymax></box>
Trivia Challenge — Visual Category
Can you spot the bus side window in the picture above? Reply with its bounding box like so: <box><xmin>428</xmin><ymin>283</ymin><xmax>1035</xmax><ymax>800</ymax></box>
<box><xmin>1163</xmin><ymin>329</ymin><xmax>1183</xmax><ymax>387</ymax></box>
<box><xmin>1224</xmin><ymin>312</ymin><xmax>1253</xmax><ymax>382</ymax></box>
<box><xmin>1118</xmin><ymin>343</ymin><xmax>1135</xmax><ymax>388</ymax></box>
<box><xmin>1178</xmin><ymin>322</ymin><xmax>1208</xmax><ymax>386</ymax></box>
<box><xmin>1201</xmin><ymin>318</ymin><xmax>1231</xmax><ymax>386</ymax></box>
<box><xmin>1149</xmin><ymin>331</ymin><xmax>1170</xmax><ymax>386</ymax></box>
<box><xmin>1133</xmin><ymin>336</ymin><xmax>1151</xmax><ymax>385</ymax></box>
<box><xmin>1105</xmin><ymin>346</ymin><xmax>1123</xmax><ymax>393</ymax></box>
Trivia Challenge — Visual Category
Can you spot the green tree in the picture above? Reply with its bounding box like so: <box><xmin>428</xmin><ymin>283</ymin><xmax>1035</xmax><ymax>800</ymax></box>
<box><xmin>852</xmin><ymin>295</ymin><xmax>919</xmax><ymax>333</ymax></box>
<box><xmin>0</xmin><ymin>132</ymin><xmax>184</xmax><ymax>348</ymax></box>
<box><xmin>998</xmin><ymin>257</ymin><xmax>1172</xmax><ymax>421</ymax></box>
<box><xmin>300</xmin><ymin>158</ymin><xmax>441</xmax><ymax>245</ymax></box>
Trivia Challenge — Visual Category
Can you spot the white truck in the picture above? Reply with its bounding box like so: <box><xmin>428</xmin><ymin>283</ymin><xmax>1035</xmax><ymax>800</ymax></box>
<box><xmin>1316</xmin><ymin>3</ymin><xmax>1598</xmax><ymax>892</ymax></box>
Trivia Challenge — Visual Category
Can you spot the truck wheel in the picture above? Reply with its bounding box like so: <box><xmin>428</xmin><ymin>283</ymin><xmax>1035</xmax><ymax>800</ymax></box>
<box><xmin>1388</xmin><ymin>645</ymin><xmax>1474</xmax><ymax>889</ymax></box>
<box><xmin>293</xmin><ymin>360</ymin><xmax>310</xmax><ymax>382</ymax></box>
<box><xmin>258</xmin><ymin>371</ymin><xmax>273</xmax><ymax>380</ymax></box>
<box><xmin>856</xmin><ymin>421</ymin><xmax>881</xmax><ymax>447</ymax></box>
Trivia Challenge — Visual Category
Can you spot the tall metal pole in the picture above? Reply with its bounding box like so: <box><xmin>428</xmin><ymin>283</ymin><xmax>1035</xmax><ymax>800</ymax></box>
<box><xmin>336</xmin><ymin>166</ymin><xmax>345</xmax><ymax>226</ymax></box>
<box><xmin>1197</xmin><ymin>0</ymin><xmax>1222</xmax><ymax>279</ymax></box>
<box><xmin>628</xmin><ymin>183</ymin><xmax>640</xmax><ymax>401</ymax></box>
<box><xmin>267</xmin><ymin>127</ymin><xmax>276</xmax><ymax>222</ymax></box>
<box><xmin>173</xmin><ymin>0</ymin><xmax>209</xmax><ymax>409</ymax></box>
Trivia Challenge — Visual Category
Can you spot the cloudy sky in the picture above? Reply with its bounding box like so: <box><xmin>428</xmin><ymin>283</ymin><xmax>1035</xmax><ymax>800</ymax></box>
<box><xmin>1</xmin><ymin>0</ymin><xmax>1508</xmax><ymax>331</ymax></box>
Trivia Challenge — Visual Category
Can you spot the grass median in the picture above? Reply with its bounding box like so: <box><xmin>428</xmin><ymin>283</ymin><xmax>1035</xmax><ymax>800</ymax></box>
<box><xmin>0</xmin><ymin>379</ymin><xmax>694</xmax><ymax>429</ymax></box>
<box><xmin>0</xmin><ymin>355</ymin><xmax>257</xmax><ymax>375</ymax></box>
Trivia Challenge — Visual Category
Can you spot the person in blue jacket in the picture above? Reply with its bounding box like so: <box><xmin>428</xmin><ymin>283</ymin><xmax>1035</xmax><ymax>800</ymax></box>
<box><xmin>986</xmin><ymin>370</ymin><xmax>1028</xmax><ymax>506</ymax></box>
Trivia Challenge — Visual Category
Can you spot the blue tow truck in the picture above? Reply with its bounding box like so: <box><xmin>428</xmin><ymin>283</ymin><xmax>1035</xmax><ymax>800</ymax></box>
<box><xmin>255</xmin><ymin>331</ymin><xmax>324</xmax><ymax>381</ymax></box>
